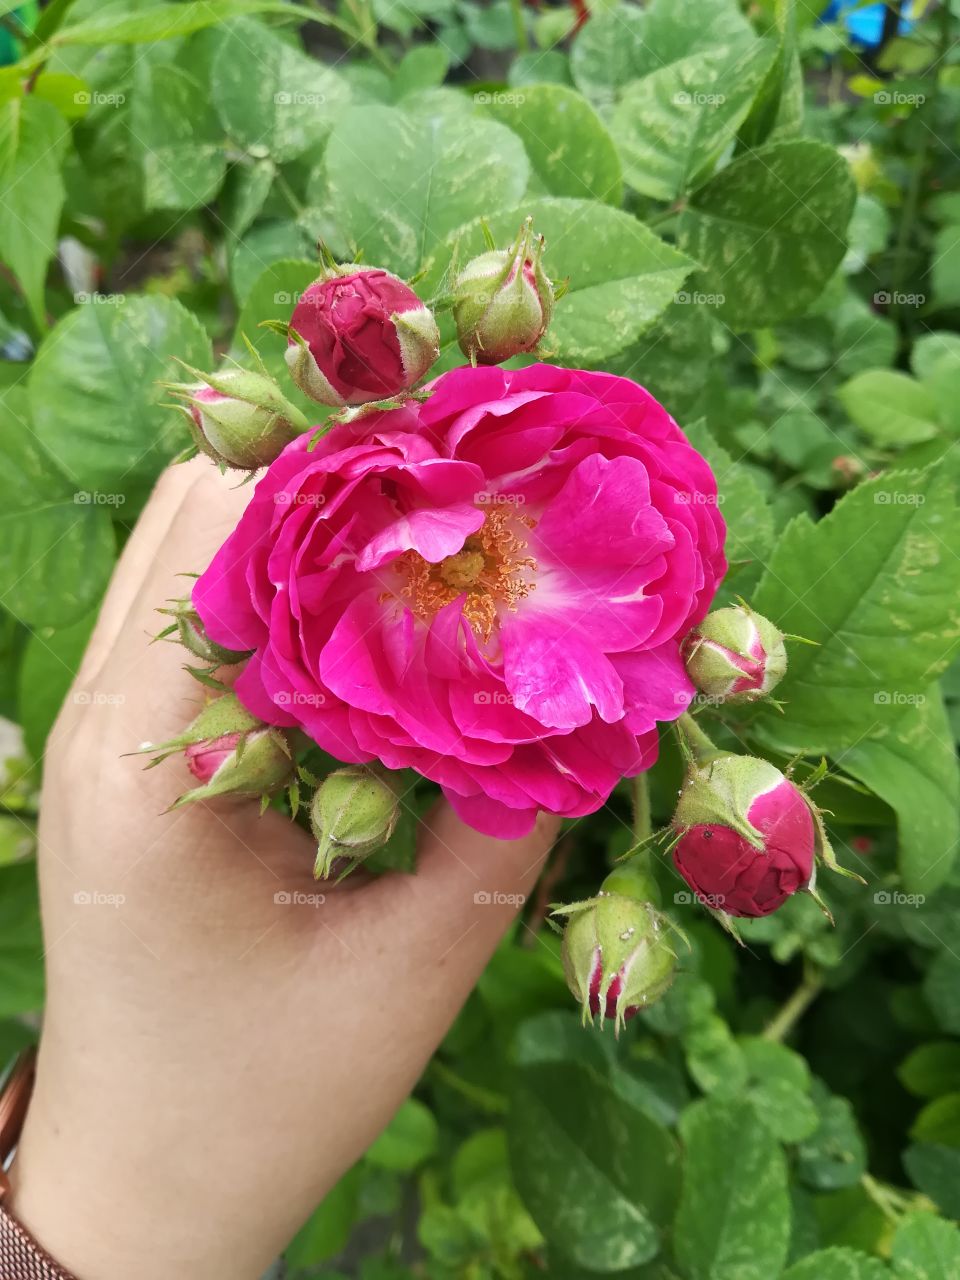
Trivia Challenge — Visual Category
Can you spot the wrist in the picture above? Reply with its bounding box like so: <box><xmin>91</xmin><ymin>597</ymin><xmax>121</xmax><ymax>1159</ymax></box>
<box><xmin>7</xmin><ymin>1058</ymin><xmax>267</xmax><ymax>1280</ymax></box>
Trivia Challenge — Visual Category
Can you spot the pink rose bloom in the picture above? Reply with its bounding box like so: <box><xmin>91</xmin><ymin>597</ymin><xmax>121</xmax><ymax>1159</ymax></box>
<box><xmin>193</xmin><ymin>364</ymin><xmax>726</xmax><ymax>837</ymax></box>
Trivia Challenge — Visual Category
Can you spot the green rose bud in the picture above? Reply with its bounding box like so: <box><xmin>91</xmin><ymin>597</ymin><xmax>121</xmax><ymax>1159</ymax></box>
<box><xmin>557</xmin><ymin>862</ymin><xmax>678</xmax><ymax>1031</ymax></box>
<box><xmin>168</xmin><ymin>366</ymin><xmax>308</xmax><ymax>470</ymax></box>
<box><xmin>452</xmin><ymin>218</ymin><xmax>554</xmax><ymax>366</ymax></box>
<box><xmin>157</xmin><ymin>596</ymin><xmax>252</xmax><ymax>668</ymax></box>
<box><xmin>682</xmin><ymin>604</ymin><xmax>787</xmax><ymax>704</ymax></box>
<box><xmin>310</xmin><ymin>766</ymin><xmax>402</xmax><ymax>879</ymax></box>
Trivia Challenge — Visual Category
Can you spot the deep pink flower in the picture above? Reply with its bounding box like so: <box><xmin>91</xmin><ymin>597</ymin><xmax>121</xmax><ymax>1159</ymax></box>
<box><xmin>193</xmin><ymin>364</ymin><xmax>727</xmax><ymax>837</ymax></box>
<box><xmin>185</xmin><ymin>732</ymin><xmax>245</xmax><ymax>784</ymax></box>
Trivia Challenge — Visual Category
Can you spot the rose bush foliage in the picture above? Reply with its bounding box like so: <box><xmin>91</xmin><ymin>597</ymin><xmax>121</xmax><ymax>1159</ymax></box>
<box><xmin>2</xmin><ymin>0</ymin><xmax>960</xmax><ymax>1277</ymax></box>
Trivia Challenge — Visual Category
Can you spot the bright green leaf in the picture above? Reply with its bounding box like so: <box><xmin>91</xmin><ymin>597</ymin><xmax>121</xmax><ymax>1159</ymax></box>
<box><xmin>838</xmin><ymin>370</ymin><xmax>941</xmax><ymax>447</ymax></box>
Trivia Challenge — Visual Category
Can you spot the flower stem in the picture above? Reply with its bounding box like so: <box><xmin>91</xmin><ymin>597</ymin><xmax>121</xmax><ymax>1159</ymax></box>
<box><xmin>676</xmin><ymin>712</ymin><xmax>723</xmax><ymax>765</ymax></box>
<box><xmin>632</xmin><ymin>774</ymin><xmax>652</xmax><ymax>843</ymax></box>
<box><xmin>762</xmin><ymin>967</ymin><xmax>823</xmax><ymax>1042</ymax></box>
<box><xmin>508</xmin><ymin>0</ymin><xmax>529</xmax><ymax>51</ymax></box>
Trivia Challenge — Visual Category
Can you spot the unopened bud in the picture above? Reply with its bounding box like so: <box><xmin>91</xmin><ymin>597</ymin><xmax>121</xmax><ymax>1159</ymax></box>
<box><xmin>682</xmin><ymin>604</ymin><xmax>787</xmax><ymax>704</ymax></box>
<box><xmin>558</xmin><ymin>863</ymin><xmax>677</xmax><ymax>1031</ymax></box>
<box><xmin>453</xmin><ymin>219</ymin><xmax>554</xmax><ymax>366</ymax></box>
<box><xmin>169</xmin><ymin>366</ymin><xmax>307</xmax><ymax>470</ymax></box>
<box><xmin>157</xmin><ymin>597</ymin><xmax>251</xmax><ymax>667</ymax></box>
<box><xmin>309</xmin><ymin>766</ymin><xmax>401</xmax><ymax>879</ymax></box>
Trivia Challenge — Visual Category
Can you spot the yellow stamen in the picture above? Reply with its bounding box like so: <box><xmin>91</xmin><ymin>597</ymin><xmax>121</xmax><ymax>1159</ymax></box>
<box><xmin>388</xmin><ymin>509</ymin><xmax>537</xmax><ymax>640</ymax></box>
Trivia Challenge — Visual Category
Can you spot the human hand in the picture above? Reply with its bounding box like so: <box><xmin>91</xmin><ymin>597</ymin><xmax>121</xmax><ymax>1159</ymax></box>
<box><xmin>9</xmin><ymin>461</ymin><xmax>559</xmax><ymax>1280</ymax></box>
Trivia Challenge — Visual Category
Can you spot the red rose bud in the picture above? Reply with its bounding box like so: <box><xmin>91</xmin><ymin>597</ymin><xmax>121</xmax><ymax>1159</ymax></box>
<box><xmin>672</xmin><ymin>755</ymin><xmax>814</xmax><ymax>918</ymax></box>
<box><xmin>285</xmin><ymin>266</ymin><xmax>440</xmax><ymax>406</ymax></box>
<box><xmin>682</xmin><ymin>605</ymin><xmax>787</xmax><ymax>704</ymax></box>
<box><xmin>172</xmin><ymin>726</ymin><xmax>295</xmax><ymax>809</ymax></box>
<box><xmin>136</xmin><ymin>692</ymin><xmax>261</xmax><ymax>766</ymax></box>
<box><xmin>169</xmin><ymin>367</ymin><xmax>308</xmax><ymax>470</ymax></box>
<box><xmin>453</xmin><ymin>221</ymin><xmax>554</xmax><ymax>366</ymax></box>
<box><xmin>157</xmin><ymin>596</ymin><xmax>251</xmax><ymax>668</ymax></box>
<box><xmin>557</xmin><ymin>862</ymin><xmax>678</xmax><ymax>1031</ymax></box>
<box><xmin>309</xmin><ymin>765</ymin><xmax>401</xmax><ymax>879</ymax></box>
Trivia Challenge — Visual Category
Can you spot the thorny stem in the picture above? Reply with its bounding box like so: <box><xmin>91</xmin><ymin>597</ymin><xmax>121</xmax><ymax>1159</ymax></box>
<box><xmin>675</xmin><ymin>712</ymin><xmax>723</xmax><ymax>766</ymax></box>
<box><xmin>860</xmin><ymin>1173</ymin><xmax>917</xmax><ymax>1225</ymax></box>
<box><xmin>762</xmin><ymin>966</ymin><xmax>824</xmax><ymax>1043</ymax></box>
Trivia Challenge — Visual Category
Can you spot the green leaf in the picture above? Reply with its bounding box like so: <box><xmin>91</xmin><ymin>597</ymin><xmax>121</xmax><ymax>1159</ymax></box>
<box><xmin>925</xmin><ymin>952</ymin><xmax>960</xmax><ymax>1035</ymax></box>
<box><xmin>931</xmin><ymin>225</ymin><xmax>960</xmax><ymax>310</ymax></box>
<box><xmin>837</xmin><ymin>370</ymin><xmax>941</xmax><ymax>447</ymax></box>
<box><xmin>508</xmin><ymin>1060</ymin><xmax>680</xmax><ymax>1271</ymax></box>
<box><xmin>911</xmin><ymin>1093</ymin><xmax>960</xmax><ymax>1147</ymax></box>
<box><xmin>425</xmin><ymin>198</ymin><xmax>692</xmax><ymax>364</ymax></box>
<box><xmin>838</xmin><ymin>689</ymin><xmax>960</xmax><ymax>893</ymax></box>
<box><xmin>678</xmin><ymin>140</ymin><xmax>856</xmax><ymax>329</ymax></box>
<box><xmin>684</xmin><ymin>422</ymin><xmax>775</xmax><ymax>584</ymax></box>
<box><xmin>132</xmin><ymin>63</ymin><xmax>225</xmax><ymax>211</ymax></box>
<box><xmin>28</xmin><ymin>296</ymin><xmax>213</xmax><ymax>508</ymax></box>
<box><xmin>392</xmin><ymin>44</ymin><xmax>450</xmax><ymax>98</ymax></box>
<box><xmin>228</xmin><ymin>258</ymin><xmax>320</xmax><ymax>392</ymax></box>
<box><xmin>796</xmin><ymin>1081</ymin><xmax>866</xmax><ymax>1191</ymax></box>
<box><xmin>892</xmin><ymin>1211</ymin><xmax>960</xmax><ymax>1280</ymax></box>
<box><xmin>51</xmin><ymin>1</ymin><xmax>318</xmax><ymax>45</ymax></box>
<box><xmin>569</xmin><ymin>4</ymin><xmax>649</xmax><ymax>111</ymax></box>
<box><xmin>285</xmin><ymin>1166</ymin><xmax>362</xmax><ymax>1268</ymax></box>
<box><xmin>483</xmin><ymin>84</ymin><xmax>622</xmax><ymax>205</ymax></box>
<box><xmin>903</xmin><ymin>1144</ymin><xmax>960</xmax><ymax>1219</ymax></box>
<box><xmin>0</xmin><ymin>96</ymin><xmax>69</xmax><ymax>327</ymax></box>
<box><xmin>0</xmin><ymin>390</ymin><xmax>114</xmax><ymax>629</ymax></box>
<box><xmin>899</xmin><ymin>1042</ymin><xmax>960</xmax><ymax>1099</ymax></box>
<box><xmin>751</xmin><ymin>468</ymin><xmax>960</xmax><ymax>752</ymax></box>
<box><xmin>611</xmin><ymin>40</ymin><xmax>777</xmax><ymax>202</ymax></box>
<box><xmin>366</xmin><ymin>1097</ymin><xmax>438</xmax><ymax>1171</ymax></box>
<box><xmin>675</xmin><ymin>1098</ymin><xmax>790</xmax><ymax>1280</ymax></box>
<box><xmin>641</xmin><ymin>0</ymin><xmax>754</xmax><ymax>66</ymax></box>
<box><xmin>324</xmin><ymin>106</ymin><xmax>529</xmax><ymax>277</ymax></box>
<box><xmin>0</xmin><ymin>860</ymin><xmax>43</xmax><ymax>1018</ymax></box>
<box><xmin>18</xmin><ymin>612</ymin><xmax>98</xmax><ymax>759</ymax></box>
<box><xmin>211</xmin><ymin>17</ymin><xmax>350</xmax><ymax>163</ymax></box>
<box><xmin>783</xmin><ymin>1247</ymin><xmax>888</xmax><ymax>1280</ymax></box>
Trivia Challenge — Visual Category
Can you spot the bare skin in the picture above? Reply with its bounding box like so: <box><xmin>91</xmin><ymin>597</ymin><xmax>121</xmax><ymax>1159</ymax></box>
<box><xmin>9</xmin><ymin>460</ymin><xmax>559</xmax><ymax>1280</ymax></box>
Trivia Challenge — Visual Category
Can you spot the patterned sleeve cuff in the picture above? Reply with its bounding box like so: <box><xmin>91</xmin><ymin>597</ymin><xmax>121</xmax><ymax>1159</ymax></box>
<box><xmin>0</xmin><ymin>1202</ymin><xmax>79</xmax><ymax>1280</ymax></box>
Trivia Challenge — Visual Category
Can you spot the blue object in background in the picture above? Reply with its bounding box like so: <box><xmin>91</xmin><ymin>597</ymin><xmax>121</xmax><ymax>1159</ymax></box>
<box><xmin>822</xmin><ymin>1</ymin><xmax>917</xmax><ymax>47</ymax></box>
<box><xmin>0</xmin><ymin>3</ymin><xmax>38</xmax><ymax>66</ymax></box>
